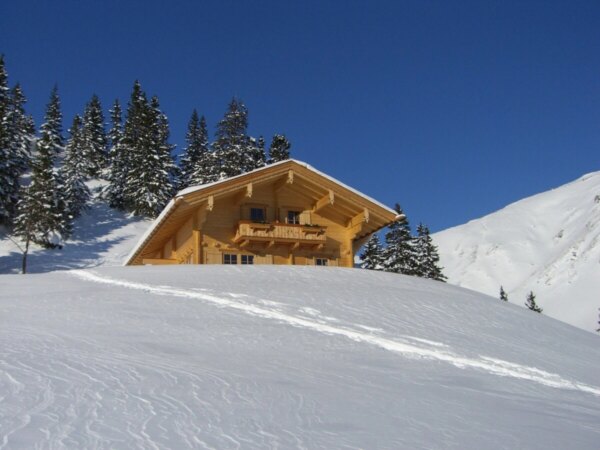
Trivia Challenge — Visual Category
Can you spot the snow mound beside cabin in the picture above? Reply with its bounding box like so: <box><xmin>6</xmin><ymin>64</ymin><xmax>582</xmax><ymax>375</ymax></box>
<box><xmin>1</xmin><ymin>265</ymin><xmax>599</xmax><ymax>449</ymax></box>
<box><xmin>433</xmin><ymin>171</ymin><xmax>600</xmax><ymax>332</ymax></box>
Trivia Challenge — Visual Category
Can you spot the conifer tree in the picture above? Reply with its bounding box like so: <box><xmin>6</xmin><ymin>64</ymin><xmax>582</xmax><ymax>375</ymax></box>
<box><xmin>0</xmin><ymin>58</ymin><xmax>34</xmax><ymax>225</ymax></box>
<box><xmin>152</xmin><ymin>95</ymin><xmax>178</xmax><ymax>191</ymax></box>
<box><xmin>500</xmin><ymin>286</ymin><xmax>509</xmax><ymax>302</ymax></box>
<box><xmin>360</xmin><ymin>233</ymin><xmax>385</xmax><ymax>270</ymax></box>
<box><xmin>268</xmin><ymin>134</ymin><xmax>291</xmax><ymax>163</ymax></box>
<box><xmin>0</xmin><ymin>59</ymin><xmax>33</xmax><ymax>224</ymax></box>
<box><xmin>212</xmin><ymin>98</ymin><xmax>254</xmax><ymax>178</ymax></box>
<box><xmin>105</xmin><ymin>99</ymin><xmax>128</xmax><ymax>208</ymax></box>
<box><xmin>0</xmin><ymin>54</ymin><xmax>11</xmax><ymax>223</ymax></box>
<box><xmin>14</xmin><ymin>87</ymin><xmax>69</xmax><ymax>247</ymax></box>
<box><xmin>596</xmin><ymin>308</ymin><xmax>600</xmax><ymax>333</ymax></box>
<box><xmin>61</xmin><ymin>115</ymin><xmax>91</xmax><ymax>218</ymax></box>
<box><xmin>412</xmin><ymin>223</ymin><xmax>446</xmax><ymax>281</ymax></box>
<box><xmin>248</xmin><ymin>136</ymin><xmax>266</xmax><ymax>170</ymax></box>
<box><xmin>12</xmin><ymin>185</ymin><xmax>35</xmax><ymax>273</ymax></box>
<box><xmin>383</xmin><ymin>204</ymin><xmax>418</xmax><ymax>275</ymax></box>
<box><xmin>525</xmin><ymin>291</ymin><xmax>542</xmax><ymax>313</ymax></box>
<box><xmin>81</xmin><ymin>94</ymin><xmax>107</xmax><ymax>177</ymax></box>
<box><xmin>122</xmin><ymin>85</ymin><xmax>175</xmax><ymax>217</ymax></box>
<box><xmin>7</xmin><ymin>84</ymin><xmax>34</xmax><ymax>173</ymax></box>
<box><xmin>40</xmin><ymin>85</ymin><xmax>63</xmax><ymax>157</ymax></box>
<box><xmin>179</xmin><ymin>110</ymin><xmax>216</xmax><ymax>188</ymax></box>
<box><xmin>120</xmin><ymin>81</ymin><xmax>149</xmax><ymax>212</ymax></box>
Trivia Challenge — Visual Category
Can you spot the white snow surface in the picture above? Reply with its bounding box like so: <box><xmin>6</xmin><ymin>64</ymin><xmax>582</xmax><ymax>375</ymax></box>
<box><xmin>1</xmin><ymin>265</ymin><xmax>600</xmax><ymax>449</ymax></box>
<box><xmin>434</xmin><ymin>171</ymin><xmax>600</xmax><ymax>332</ymax></box>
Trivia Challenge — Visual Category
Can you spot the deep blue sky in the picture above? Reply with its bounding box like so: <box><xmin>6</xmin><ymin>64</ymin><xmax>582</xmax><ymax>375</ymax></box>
<box><xmin>1</xmin><ymin>0</ymin><xmax>599</xmax><ymax>231</ymax></box>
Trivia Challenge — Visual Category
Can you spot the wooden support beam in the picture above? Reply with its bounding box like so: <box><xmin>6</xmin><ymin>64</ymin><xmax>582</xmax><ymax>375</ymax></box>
<box><xmin>207</xmin><ymin>195</ymin><xmax>214</xmax><ymax>211</ymax></box>
<box><xmin>349</xmin><ymin>208</ymin><xmax>370</xmax><ymax>228</ymax></box>
<box><xmin>313</xmin><ymin>189</ymin><xmax>335</xmax><ymax>213</ymax></box>
<box><xmin>347</xmin><ymin>208</ymin><xmax>370</xmax><ymax>238</ymax></box>
<box><xmin>193</xmin><ymin>230</ymin><xmax>201</xmax><ymax>264</ymax></box>
<box><xmin>234</xmin><ymin>183</ymin><xmax>253</xmax><ymax>204</ymax></box>
<box><xmin>274</xmin><ymin>170</ymin><xmax>295</xmax><ymax>192</ymax></box>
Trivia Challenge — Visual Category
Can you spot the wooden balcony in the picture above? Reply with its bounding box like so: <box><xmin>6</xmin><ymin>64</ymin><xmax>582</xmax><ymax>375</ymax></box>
<box><xmin>234</xmin><ymin>221</ymin><xmax>327</xmax><ymax>248</ymax></box>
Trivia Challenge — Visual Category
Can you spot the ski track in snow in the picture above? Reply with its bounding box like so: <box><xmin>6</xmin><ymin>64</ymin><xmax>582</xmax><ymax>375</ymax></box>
<box><xmin>70</xmin><ymin>269</ymin><xmax>600</xmax><ymax>398</ymax></box>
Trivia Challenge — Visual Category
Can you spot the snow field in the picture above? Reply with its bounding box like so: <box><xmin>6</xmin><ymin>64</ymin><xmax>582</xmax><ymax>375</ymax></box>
<box><xmin>1</xmin><ymin>265</ymin><xmax>599</xmax><ymax>449</ymax></box>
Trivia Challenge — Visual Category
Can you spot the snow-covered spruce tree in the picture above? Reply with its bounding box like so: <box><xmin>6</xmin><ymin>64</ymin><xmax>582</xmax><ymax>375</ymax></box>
<box><xmin>0</xmin><ymin>57</ymin><xmax>34</xmax><ymax>225</ymax></box>
<box><xmin>152</xmin><ymin>96</ymin><xmax>178</xmax><ymax>193</ymax></box>
<box><xmin>0</xmin><ymin>54</ymin><xmax>10</xmax><ymax>224</ymax></box>
<box><xmin>12</xmin><ymin>185</ymin><xmax>35</xmax><ymax>273</ymax></box>
<box><xmin>61</xmin><ymin>115</ymin><xmax>91</xmax><ymax>218</ymax></box>
<box><xmin>248</xmin><ymin>135</ymin><xmax>266</xmax><ymax>170</ymax></box>
<box><xmin>41</xmin><ymin>85</ymin><xmax>63</xmax><ymax>157</ymax></box>
<box><xmin>105</xmin><ymin>99</ymin><xmax>128</xmax><ymax>209</ymax></box>
<box><xmin>412</xmin><ymin>223</ymin><xmax>446</xmax><ymax>281</ymax></box>
<box><xmin>268</xmin><ymin>134</ymin><xmax>291</xmax><ymax>164</ymax></box>
<box><xmin>359</xmin><ymin>233</ymin><xmax>385</xmax><ymax>270</ymax></box>
<box><xmin>179</xmin><ymin>110</ymin><xmax>217</xmax><ymax>189</ymax></box>
<box><xmin>525</xmin><ymin>291</ymin><xmax>542</xmax><ymax>313</ymax></box>
<box><xmin>7</xmin><ymin>84</ymin><xmax>34</xmax><ymax>174</ymax></box>
<box><xmin>212</xmin><ymin>98</ymin><xmax>255</xmax><ymax>178</ymax></box>
<box><xmin>14</xmin><ymin>87</ymin><xmax>69</xmax><ymax>247</ymax></box>
<box><xmin>500</xmin><ymin>286</ymin><xmax>509</xmax><ymax>302</ymax></box>
<box><xmin>382</xmin><ymin>204</ymin><xmax>418</xmax><ymax>275</ymax></box>
<box><xmin>122</xmin><ymin>87</ymin><xmax>176</xmax><ymax>217</ymax></box>
<box><xmin>120</xmin><ymin>81</ymin><xmax>150</xmax><ymax>212</ymax></box>
<box><xmin>81</xmin><ymin>94</ymin><xmax>107</xmax><ymax>177</ymax></box>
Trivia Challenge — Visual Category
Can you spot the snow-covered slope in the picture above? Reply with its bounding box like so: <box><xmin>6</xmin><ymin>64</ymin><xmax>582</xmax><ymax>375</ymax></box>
<box><xmin>1</xmin><ymin>266</ymin><xmax>599</xmax><ymax>448</ymax></box>
<box><xmin>434</xmin><ymin>171</ymin><xmax>600</xmax><ymax>332</ymax></box>
<box><xmin>0</xmin><ymin>182</ymin><xmax>150</xmax><ymax>274</ymax></box>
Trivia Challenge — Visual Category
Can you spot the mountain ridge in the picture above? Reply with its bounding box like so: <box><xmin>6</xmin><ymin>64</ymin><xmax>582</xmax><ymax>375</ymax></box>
<box><xmin>434</xmin><ymin>170</ymin><xmax>600</xmax><ymax>332</ymax></box>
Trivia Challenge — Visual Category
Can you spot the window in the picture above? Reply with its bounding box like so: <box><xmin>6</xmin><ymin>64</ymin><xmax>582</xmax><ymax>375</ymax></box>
<box><xmin>223</xmin><ymin>253</ymin><xmax>237</xmax><ymax>264</ymax></box>
<box><xmin>287</xmin><ymin>210</ymin><xmax>301</xmax><ymax>225</ymax></box>
<box><xmin>250</xmin><ymin>207</ymin><xmax>265</xmax><ymax>222</ymax></box>
<box><xmin>241</xmin><ymin>255</ymin><xmax>254</xmax><ymax>265</ymax></box>
<box><xmin>315</xmin><ymin>258</ymin><xmax>328</xmax><ymax>266</ymax></box>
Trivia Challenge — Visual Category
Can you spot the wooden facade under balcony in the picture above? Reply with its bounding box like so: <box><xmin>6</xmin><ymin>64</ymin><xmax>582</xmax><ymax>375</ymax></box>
<box><xmin>125</xmin><ymin>160</ymin><xmax>400</xmax><ymax>268</ymax></box>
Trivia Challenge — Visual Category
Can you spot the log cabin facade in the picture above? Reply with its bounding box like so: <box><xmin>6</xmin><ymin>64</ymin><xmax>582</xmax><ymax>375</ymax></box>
<box><xmin>125</xmin><ymin>160</ymin><xmax>400</xmax><ymax>267</ymax></box>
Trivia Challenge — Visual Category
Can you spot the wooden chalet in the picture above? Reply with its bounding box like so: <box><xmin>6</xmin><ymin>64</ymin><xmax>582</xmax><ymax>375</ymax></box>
<box><xmin>125</xmin><ymin>160</ymin><xmax>400</xmax><ymax>267</ymax></box>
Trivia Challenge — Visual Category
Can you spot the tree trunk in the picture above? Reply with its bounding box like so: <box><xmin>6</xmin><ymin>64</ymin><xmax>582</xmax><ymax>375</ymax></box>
<box><xmin>21</xmin><ymin>236</ymin><xmax>29</xmax><ymax>274</ymax></box>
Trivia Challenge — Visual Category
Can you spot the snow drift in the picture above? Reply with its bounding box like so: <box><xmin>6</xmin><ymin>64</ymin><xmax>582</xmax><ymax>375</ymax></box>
<box><xmin>1</xmin><ymin>265</ymin><xmax>599</xmax><ymax>448</ymax></box>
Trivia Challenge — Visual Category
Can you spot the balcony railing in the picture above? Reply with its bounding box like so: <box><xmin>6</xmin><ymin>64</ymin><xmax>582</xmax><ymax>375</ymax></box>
<box><xmin>234</xmin><ymin>221</ymin><xmax>326</xmax><ymax>246</ymax></box>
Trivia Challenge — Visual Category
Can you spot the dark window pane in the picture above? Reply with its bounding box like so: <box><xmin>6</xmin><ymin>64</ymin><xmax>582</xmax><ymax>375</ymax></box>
<box><xmin>224</xmin><ymin>254</ymin><xmax>237</xmax><ymax>264</ymax></box>
<box><xmin>250</xmin><ymin>208</ymin><xmax>265</xmax><ymax>222</ymax></box>
<box><xmin>287</xmin><ymin>210</ymin><xmax>300</xmax><ymax>224</ymax></box>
